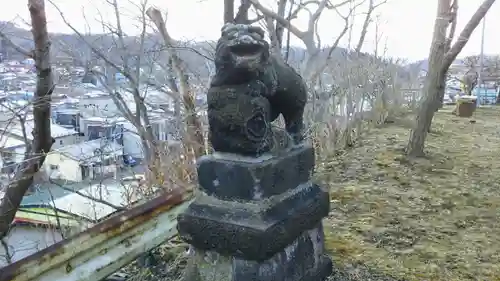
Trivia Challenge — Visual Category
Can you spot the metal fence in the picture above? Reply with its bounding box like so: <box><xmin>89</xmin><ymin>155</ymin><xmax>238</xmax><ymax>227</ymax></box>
<box><xmin>0</xmin><ymin>188</ymin><xmax>192</xmax><ymax>281</ymax></box>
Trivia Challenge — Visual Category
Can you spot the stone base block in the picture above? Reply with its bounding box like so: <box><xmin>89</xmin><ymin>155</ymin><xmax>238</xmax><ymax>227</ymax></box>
<box><xmin>197</xmin><ymin>144</ymin><xmax>315</xmax><ymax>201</ymax></box>
<box><xmin>185</xmin><ymin>224</ymin><xmax>332</xmax><ymax>281</ymax></box>
<box><xmin>177</xmin><ymin>182</ymin><xmax>330</xmax><ymax>261</ymax></box>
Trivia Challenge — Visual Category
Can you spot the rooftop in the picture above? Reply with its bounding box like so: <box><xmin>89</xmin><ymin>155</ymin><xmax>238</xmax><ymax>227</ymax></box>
<box><xmin>1</xmin><ymin>121</ymin><xmax>79</xmax><ymax>140</ymax></box>
<box><xmin>0</xmin><ymin>134</ymin><xmax>25</xmax><ymax>149</ymax></box>
<box><xmin>55</xmin><ymin>139</ymin><xmax>123</xmax><ymax>163</ymax></box>
<box><xmin>19</xmin><ymin>178</ymin><xmax>139</xmax><ymax>222</ymax></box>
<box><xmin>84</xmin><ymin>116</ymin><xmax>127</xmax><ymax>124</ymax></box>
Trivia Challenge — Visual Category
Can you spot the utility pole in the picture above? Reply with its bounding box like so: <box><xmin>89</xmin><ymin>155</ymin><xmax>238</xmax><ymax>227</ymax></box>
<box><xmin>477</xmin><ymin>15</ymin><xmax>486</xmax><ymax>105</ymax></box>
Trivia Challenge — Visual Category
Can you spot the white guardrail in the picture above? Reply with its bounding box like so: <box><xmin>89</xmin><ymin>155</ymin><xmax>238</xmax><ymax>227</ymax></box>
<box><xmin>0</xmin><ymin>188</ymin><xmax>192</xmax><ymax>281</ymax></box>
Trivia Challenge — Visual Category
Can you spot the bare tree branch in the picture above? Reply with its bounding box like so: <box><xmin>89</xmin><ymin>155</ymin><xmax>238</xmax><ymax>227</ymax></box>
<box><xmin>1</xmin><ymin>238</ymin><xmax>12</xmax><ymax>264</ymax></box>
<box><xmin>274</xmin><ymin>0</ymin><xmax>288</xmax><ymax>49</ymax></box>
<box><xmin>49</xmin><ymin>0</ymin><xmax>165</xmax><ymax>175</ymax></box>
<box><xmin>250</xmin><ymin>0</ymin><xmax>356</xmax><ymax>78</ymax></box>
<box><xmin>354</xmin><ymin>0</ymin><xmax>387</xmax><ymax>53</ymax></box>
<box><xmin>308</xmin><ymin>0</ymin><xmax>366</xmax><ymax>81</ymax></box>
<box><xmin>249</xmin><ymin>0</ymin><xmax>307</xmax><ymax>41</ymax></box>
<box><xmin>309</xmin><ymin>4</ymin><xmax>357</xmax><ymax>81</ymax></box>
<box><xmin>443</xmin><ymin>0</ymin><xmax>458</xmax><ymax>53</ymax></box>
<box><xmin>442</xmin><ymin>0</ymin><xmax>495</xmax><ymax>70</ymax></box>
<box><xmin>147</xmin><ymin>7</ymin><xmax>205</xmax><ymax>158</ymax></box>
<box><xmin>234</xmin><ymin>0</ymin><xmax>251</xmax><ymax>23</ymax></box>
<box><xmin>0</xmin><ymin>0</ymin><xmax>54</xmax><ymax>239</ymax></box>
<box><xmin>0</xmin><ymin>31</ymin><xmax>32</xmax><ymax>58</ymax></box>
<box><xmin>224</xmin><ymin>0</ymin><xmax>235</xmax><ymax>23</ymax></box>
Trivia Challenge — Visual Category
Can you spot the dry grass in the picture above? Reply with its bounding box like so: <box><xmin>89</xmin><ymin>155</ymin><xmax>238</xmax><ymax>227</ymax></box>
<box><xmin>123</xmin><ymin>237</ymin><xmax>189</xmax><ymax>281</ymax></box>
<box><xmin>318</xmin><ymin>106</ymin><xmax>500</xmax><ymax>281</ymax></box>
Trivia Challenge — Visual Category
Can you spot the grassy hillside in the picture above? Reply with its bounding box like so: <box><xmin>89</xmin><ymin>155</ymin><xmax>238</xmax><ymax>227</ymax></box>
<box><xmin>320</xmin><ymin>106</ymin><xmax>500</xmax><ymax>281</ymax></box>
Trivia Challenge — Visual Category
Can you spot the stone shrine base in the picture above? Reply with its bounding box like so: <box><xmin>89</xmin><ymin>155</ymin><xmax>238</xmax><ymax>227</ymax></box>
<box><xmin>186</xmin><ymin>224</ymin><xmax>332</xmax><ymax>281</ymax></box>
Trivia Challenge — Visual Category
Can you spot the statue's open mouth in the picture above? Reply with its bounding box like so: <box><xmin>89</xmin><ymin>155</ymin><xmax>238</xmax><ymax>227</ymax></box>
<box><xmin>230</xmin><ymin>44</ymin><xmax>263</xmax><ymax>57</ymax></box>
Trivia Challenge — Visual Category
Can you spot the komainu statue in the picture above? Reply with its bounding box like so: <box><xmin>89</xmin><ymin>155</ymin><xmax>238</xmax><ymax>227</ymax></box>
<box><xmin>207</xmin><ymin>23</ymin><xmax>307</xmax><ymax>156</ymax></box>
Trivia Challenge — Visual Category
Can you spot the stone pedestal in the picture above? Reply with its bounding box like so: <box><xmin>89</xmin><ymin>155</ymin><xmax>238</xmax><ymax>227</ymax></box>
<box><xmin>177</xmin><ymin>144</ymin><xmax>332</xmax><ymax>281</ymax></box>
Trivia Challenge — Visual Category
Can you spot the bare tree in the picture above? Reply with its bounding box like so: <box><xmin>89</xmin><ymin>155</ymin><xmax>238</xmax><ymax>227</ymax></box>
<box><xmin>354</xmin><ymin>0</ymin><xmax>387</xmax><ymax>53</ymax></box>
<box><xmin>250</xmin><ymin>0</ymin><xmax>354</xmax><ymax>76</ymax></box>
<box><xmin>462</xmin><ymin>55</ymin><xmax>479</xmax><ymax>96</ymax></box>
<box><xmin>224</xmin><ymin>0</ymin><xmax>235</xmax><ymax>23</ymax></box>
<box><xmin>373</xmin><ymin>14</ymin><xmax>385</xmax><ymax>58</ymax></box>
<box><xmin>407</xmin><ymin>0</ymin><xmax>497</xmax><ymax>157</ymax></box>
<box><xmin>49</xmin><ymin>0</ymin><xmax>207</xmax><ymax>187</ymax></box>
<box><xmin>146</xmin><ymin>7</ymin><xmax>205</xmax><ymax>159</ymax></box>
<box><xmin>484</xmin><ymin>55</ymin><xmax>500</xmax><ymax>81</ymax></box>
<box><xmin>250</xmin><ymin>0</ymin><xmax>387</xmax><ymax>84</ymax></box>
<box><xmin>53</xmin><ymin>0</ymin><xmax>165</xmax><ymax>183</ymax></box>
<box><xmin>0</xmin><ymin>0</ymin><xmax>54</xmax><ymax>241</ymax></box>
<box><xmin>224</xmin><ymin>0</ymin><xmax>261</xmax><ymax>24</ymax></box>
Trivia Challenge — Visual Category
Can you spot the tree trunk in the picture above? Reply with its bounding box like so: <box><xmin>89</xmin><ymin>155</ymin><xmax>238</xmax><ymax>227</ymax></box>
<box><xmin>234</xmin><ymin>0</ymin><xmax>251</xmax><ymax>24</ymax></box>
<box><xmin>407</xmin><ymin>0</ymin><xmax>450</xmax><ymax>157</ymax></box>
<box><xmin>224</xmin><ymin>0</ymin><xmax>234</xmax><ymax>23</ymax></box>
<box><xmin>442</xmin><ymin>0</ymin><xmax>497</xmax><ymax>70</ymax></box>
<box><xmin>438</xmin><ymin>0</ymin><xmax>497</xmax><ymax>105</ymax></box>
<box><xmin>407</xmin><ymin>0</ymin><xmax>496</xmax><ymax>157</ymax></box>
<box><xmin>436</xmin><ymin>74</ymin><xmax>447</xmax><ymax>110</ymax></box>
<box><xmin>0</xmin><ymin>0</ymin><xmax>53</xmax><ymax>239</ymax></box>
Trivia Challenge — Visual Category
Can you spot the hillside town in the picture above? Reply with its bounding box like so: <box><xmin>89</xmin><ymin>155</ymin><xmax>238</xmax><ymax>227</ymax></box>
<box><xmin>0</xmin><ymin>51</ymin><xmax>208</xmax><ymax>265</ymax></box>
<box><xmin>0</xmin><ymin>52</ymin><xmax>212</xmax><ymax>222</ymax></box>
<box><xmin>1</xmin><ymin>53</ymin><xmax>499</xmax><ymax>192</ymax></box>
<box><xmin>1</xmin><ymin>56</ymin><xmax>177</xmax><ymax>180</ymax></box>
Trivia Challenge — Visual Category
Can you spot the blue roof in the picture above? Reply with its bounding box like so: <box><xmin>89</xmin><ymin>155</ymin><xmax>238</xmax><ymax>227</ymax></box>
<box><xmin>21</xmin><ymin>181</ymin><xmax>88</xmax><ymax>207</ymax></box>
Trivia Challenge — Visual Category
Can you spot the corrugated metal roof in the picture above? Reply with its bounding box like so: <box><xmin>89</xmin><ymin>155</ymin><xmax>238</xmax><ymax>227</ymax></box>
<box><xmin>55</xmin><ymin>139</ymin><xmax>123</xmax><ymax>162</ymax></box>
<box><xmin>18</xmin><ymin>177</ymin><xmax>147</xmax><ymax>222</ymax></box>
<box><xmin>0</xmin><ymin>135</ymin><xmax>25</xmax><ymax>148</ymax></box>
<box><xmin>2</xmin><ymin>121</ymin><xmax>79</xmax><ymax>140</ymax></box>
<box><xmin>48</xmin><ymin>182</ymin><xmax>127</xmax><ymax>221</ymax></box>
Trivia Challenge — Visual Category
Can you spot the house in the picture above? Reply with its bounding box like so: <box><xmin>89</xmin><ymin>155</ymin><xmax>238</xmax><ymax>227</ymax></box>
<box><xmin>1</xmin><ymin>177</ymin><xmax>140</xmax><ymax>267</ymax></box>
<box><xmin>44</xmin><ymin>139</ymin><xmax>124</xmax><ymax>182</ymax></box>
<box><xmin>0</xmin><ymin>136</ymin><xmax>26</xmax><ymax>174</ymax></box>
<box><xmin>80</xmin><ymin>112</ymin><xmax>174</xmax><ymax>162</ymax></box>
<box><xmin>121</xmin><ymin>111</ymin><xmax>177</xmax><ymax>162</ymax></box>
<box><xmin>78</xmin><ymin>90</ymin><xmax>128</xmax><ymax>119</ymax></box>
<box><xmin>121</xmin><ymin>121</ymin><xmax>144</xmax><ymax>162</ymax></box>
<box><xmin>0</xmin><ymin>121</ymin><xmax>80</xmax><ymax>149</ymax></box>
<box><xmin>82</xmin><ymin>116</ymin><xmax>125</xmax><ymax>144</ymax></box>
<box><xmin>0</xmin><ymin>122</ymin><xmax>80</xmax><ymax>174</ymax></box>
<box><xmin>52</xmin><ymin>107</ymin><xmax>81</xmax><ymax>132</ymax></box>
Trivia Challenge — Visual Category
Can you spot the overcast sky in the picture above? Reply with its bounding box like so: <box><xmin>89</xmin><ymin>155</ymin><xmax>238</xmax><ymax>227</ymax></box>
<box><xmin>1</xmin><ymin>0</ymin><xmax>499</xmax><ymax>62</ymax></box>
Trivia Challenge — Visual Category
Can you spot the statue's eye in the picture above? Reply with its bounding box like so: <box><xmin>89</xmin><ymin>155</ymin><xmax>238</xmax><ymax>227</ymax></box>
<box><xmin>248</xmin><ymin>26</ymin><xmax>265</xmax><ymax>38</ymax></box>
<box><xmin>221</xmin><ymin>23</ymin><xmax>236</xmax><ymax>34</ymax></box>
<box><xmin>222</xmin><ymin>28</ymin><xmax>238</xmax><ymax>38</ymax></box>
<box><xmin>251</xmin><ymin>32</ymin><xmax>262</xmax><ymax>40</ymax></box>
<box><xmin>226</xmin><ymin>30</ymin><xmax>238</xmax><ymax>39</ymax></box>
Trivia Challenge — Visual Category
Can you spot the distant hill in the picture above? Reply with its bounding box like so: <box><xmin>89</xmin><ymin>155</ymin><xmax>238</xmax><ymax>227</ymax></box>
<box><xmin>409</xmin><ymin>58</ymin><xmax>461</xmax><ymax>72</ymax></box>
<box><xmin>407</xmin><ymin>56</ymin><xmax>493</xmax><ymax>73</ymax></box>
<box><xmin>1</xmin><ymin>21</ymin><xmax>405</xmax><ymax>82</ymax></box>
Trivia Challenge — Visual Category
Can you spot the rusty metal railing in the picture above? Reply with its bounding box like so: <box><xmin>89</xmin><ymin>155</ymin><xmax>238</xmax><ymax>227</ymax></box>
<box><xmin>0</xmin><ymin>188</ymin><xmax>192</xmax><ymax>281</ymax></box>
